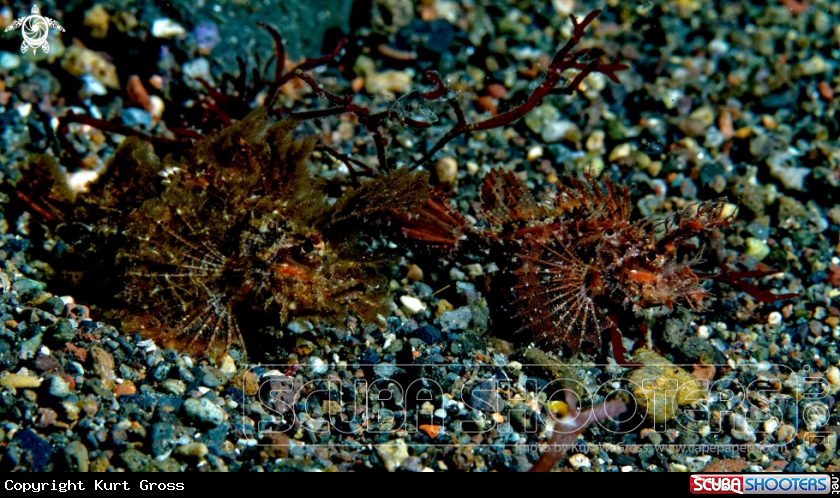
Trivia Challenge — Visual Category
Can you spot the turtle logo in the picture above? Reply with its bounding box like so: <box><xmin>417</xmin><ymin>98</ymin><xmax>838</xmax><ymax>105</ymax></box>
<box><xmin>4</xmin><ymin>5</ymin><xmax>65</xmax><ymax>54</ymax></box>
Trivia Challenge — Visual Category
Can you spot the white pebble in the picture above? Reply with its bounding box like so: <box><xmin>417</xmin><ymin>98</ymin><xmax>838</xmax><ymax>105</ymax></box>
<box><xmin>0</xmin><ymin>51</ymin><xmax>21</xmax><ymax>70</ymax></box>
<box><xmin>81</xmin><ymin>74</ymin><xmax>107</xmax><ymax>96</ymax></box>
<box><xmin>709</xmin><ymin>38</ymin><xmax>730</xmax><ymax>56</ymax></box>
<box><xmin>719</xmin><ymin>203</ymin><xmax>738</xmax><ymax>220</ymax></box>
<box><xmin>152</xmin><ymin>18</ymin><xmax>186</xmax><ymax>39</ymax></box>
<box><xmin>827</xmin><ymin>367</ymin><xmax>840</xmax><ymax>386</ymax></box>
<box><xmin>182</xmin><ymin>57</ymin><xmax>213</xmax><ymax>88</ymax></box>
<box><xmin>541</xmin><ymin>120</ymin><xmax>576</xmax><ymax>143</ymax></box>
<box><xmin>568</xmin><ymin>453</ymin><xmax>590</xmax><ymax>469</ymax></box>
<box><xmin>149</xmin><ymin>95</ymin><xmax>165</xmax><ymax>122</ymax></box>
<box><xmin>16</xmin><ymin>102</ymin><xmax>32</xmax><ymax>118</ymax></box>
<box><xmin>767</xmin><ymin>311</ymin><xmax>782</xmax><ymax>325</ymax></box>
<box><xmin>219</xmin><ymin>355</ymin><xmax>237</xmax><ymax>375</ymax></box>
<box><xmin>308</xmin><ymin>357</ymin><xmax>327</xmax><ymax>375</ymax></box>
<box><xmin>730</xmin><ymin>413</ymin><xmax>756</xmax><ymax>442</ymax></box>
<box><xmin>399</xmin><ymin>296</ymin><xmax>426</xmax><ymax>314</ymax></box>
<box><xmin>67</xmin><ymin>170</ymin><xmax>100</xmax><ymax>193</ymax></box>
<box><xmin>696</xmin><ymin>325</ymin><xmax>710</xmax><ymax>339</ymax></box>
<box><xmin>448</xmin><ymin>268</ymin><xmax>466</xmax><ymax>281</ymax></box>
<box><xmin>527</xmin><ymin>146</ymin><xmax>543</xmax><ymax>161</ymax></box>
<box><xmin>464</xmin><ymin>264</ymin><xmax>483</xmax><ymax>277</ymax></box>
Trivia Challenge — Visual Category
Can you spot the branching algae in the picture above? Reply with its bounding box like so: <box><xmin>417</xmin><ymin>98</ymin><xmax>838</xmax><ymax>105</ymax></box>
<box><xmin>20</xmin><ymin>109</ymin><xmax>429</xmax><ymax>359</ymax></box>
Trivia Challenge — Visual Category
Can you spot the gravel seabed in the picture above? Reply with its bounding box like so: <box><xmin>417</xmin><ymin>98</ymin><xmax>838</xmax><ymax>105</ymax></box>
<box><xmin>0</xmin><ymin>0</ymin><xmax>838</xmax><ymax>472</ymax></box>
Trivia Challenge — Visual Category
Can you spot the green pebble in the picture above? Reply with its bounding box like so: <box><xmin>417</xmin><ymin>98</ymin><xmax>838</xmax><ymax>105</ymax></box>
<box><xmin>745</xmin><ymin>237</ymin><xmax>770</xmax><ymax>261</ymax></box>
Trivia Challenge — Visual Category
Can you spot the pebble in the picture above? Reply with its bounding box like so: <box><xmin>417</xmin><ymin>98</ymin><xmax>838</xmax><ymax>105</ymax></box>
<box><xmin>48</xmin><ymin>375</ymin><xmax>70</xmax><ymax>398</ymax></box>
<box><xmin>184</xmin><ymin>398</ymin><xmax>226</xmax><ymax>426</ymax></box>
<box><xmin>439</xmin><ymin>307</ymin><xmax>472</xmax><ymax>330</ymax></box>
<box><xmin>160</xmin><ymin>379</ymin><xmax>186</xmax><ymax>396</ymax></box>
<box><xmin>19</xmin><ymin>334</ymin><xmax>43</xmax><ymax>360</ymax></box>
<box><xmin>719</xmin><ymin>203</ymin><xmax>739</xmax><ymax>220</ymax></box>
<box><xmin>464</xmin><ymin>264</ymin><xmax>483</xmax><ymax>277</ymax></box>
<box><xmin>569</xmin><ymin>453</ymin><xmax>591</xmax><ymax>470</ymax></box>
<box><xmin>376</xmin><ymin>439</ymin><xmax>409</xmax><ymax>472</ymax></box>
<box><xmin>0</xmin><ymin>51</ymin><xmax>20</xmax><ymax>71</ymax></box>
<box><xmin>83</xmin><ymin>4</ymin><xmax>109</xmax><ymax>38</ymax></box>
<box><xmin>435</xmin><ymin>157</ymin><xmax>458</xmax><ymax>184</ymax></box>
<box><xmin>13</xmin><ymin>429</ymin><xmax>52</xmax><ymax>472</ymax></box>
<box><xmin>406</xmin><ymin>264</ymin><xmax>423</xmax><ymax>282</ymax></box>
<box><xmin>628</xmin><ymin>349</ymin><xmax>706</xmax><ymax>423</ymax></box>
<box><xmin>91</xmin><ymin>346</ymin><xmax>115</xmax><ymax>388</ymax></box>
<box><xmin>308</xmin><ymin>356</ymin><xmax>328</xmax><ymax>375</ymax></box>
<box><xmin>286</xmin><ymin>319</ymin><xmax>314</xmax><ymax>334</ymax></box>
<box><xmin>794</xmin><ymin>55</ymin><xmax>828</xmax><ymax>77</ymax></box>
<box><xmin>176</xmin><ymin>442</ymin><xmax>209</xmax><ymax>459</ymax></box>
<box><xmin>400</xmin><ymin>296</ymin><xmax>426</xmax><ymax>314</ymax></box>
<box><xmin>63</xmin><ymin>441</ymin><xmax>90</xmax><ymax>472</ymax></box>
<box><xmin>202</xmin><ymin>371</ymin><xmax>223</xmax><ymax>388</ymax></box>
<box><xmin>374</xmin><ymin>363</ymin><xmax>399</xmax><ymax>378</ymax></box>
<box><xmin>194</xmin><ymin>23</ymin><xmax>220</xmax><ymax>54</ymax></box>
<box><xmin>0</xmin><ymin>373</ymin><xmax>41</xmax><ymax>389</ymax></box>
<box><xmin>767</xmin><ymin>155</ymin><xmax>810</xmax><ymax>191</ymax></box>
<box><xmin>585</xmin><ymin>130</ymin><xmax>605</xmax><ymax>152</ymax></box>
<box><xmin>465</xmin><ymin>161</ymin><xmax>480</xmax><ymax>176</ymax></box>
<box><xmin>745</xmin><ymin>237</ymin><xmax>771</xmax><ymax>261</ymax></box>
<box><xmin>419</xmin><ymin>424</ymin><xmax>442</xmax><ymax>439</ymax></box>
<box><xmin>365</xmin><ymin>71</ymin><xmax>412</xmax><ymax>96</ymax></box>
<box><xmin>219</xmin><ymin>355</ymin><xmax>237</xmax><ymax>376</ymax></box>
<box><xmin>121</xmin><ymin>108</ymin><xmax>153</xmax><ymax>129</ymax></box>
<box><xmin>541</xmin><ymin>120</ymin><xmax>580</xmax><ymax>143</ymax></box>
<box><xmin>151</xmin><ymin>18</ymin><xmax>187</xmax><ymax>39</ymax></box>
<box><xmin>230</xmin><ymin>370</ymin><xmax>258</xmax><ymax>396</ymax></box>
<box><xmin>410</xmin><ymin>325</ymin><xmax>442</xmax><ymax>344</ymax></box>
<box><xmin>524</xmin><ymin>104</ymin><xmax>559</xmax><ymax>135</ymax></box>
<box><xmin>730</xmin><ymin>413</ymin><xmax>756</xmax><ymax>442</ymax></box>
<box><xmin>826</xmin><ymin>367</ymin><xmax>840</xmax><ymax>386</ymax></box>
<box><xmin>151</xmin><ymin>423</ymin><xmax>175</xmax><ymax>457</ymax></box>
<box><xmin>61</xmin><ymin>46</ymin><xmax>120</xmax><ymax>89</ymax></box>
<box><xmin>182</xmin><ymin>58</ymin><xmax>213</xmax><ymax>89</ymax></box>
<box><xmin>148</xmin><ymin>95</ymin><xmax>165</xmax><ymax>123</ymax></box>
<box><xmin>643</xmin><ymin>429</ymin><xmax>663</xmax><ymax>445</ymax></box>
<box><xmin>679</xmin><ymin>106</ymin><xmax>714</xmax><ymax>137</ymax></box>
<box><xmin>608</xmin><ymin>143</ymin><xmax>632</xmax><ymax>162</ymax></box>
<box><xmin>449</xmin><ymin>267</ymin><xmax>466</xmax><ymax>281</ymax></box>
<box><xmin>126</xmin><ymin>75</ymin><xmax>151</xmax><ymax>110</ymax></box>
<box><xmin>767</xmin><ymin>311</ymin><xmax>782</xmax><ymax>326</ymax></box>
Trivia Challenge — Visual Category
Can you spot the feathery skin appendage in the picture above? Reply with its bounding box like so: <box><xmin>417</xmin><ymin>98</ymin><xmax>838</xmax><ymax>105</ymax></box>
<box><xmin>83</xmin><ymin>110</ymin><xmax>430</xmax><ymax>359</ymax></box>
<box><xmin>480</xmin><ymin>170</ymin><xmax>546</xmax><ymax>227</ymax></box>
<box><xmin>466</xmin><ymin>171</ymin><xmax>734</xmax><ymax>351</ymax></box>
<box><xmin>655</xmin><ymin>198</ymin><xmax>733</xmax><ymax>252</ymax></box>
<box><xmin>399</xmin><ymin>189</ymin><xmax>470</xmax><ymax>253</ymax></box>
<box><xmin>512</xmin><ymin>230</ymin><xmax>606</xmax><ymax>349</ymax></box>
